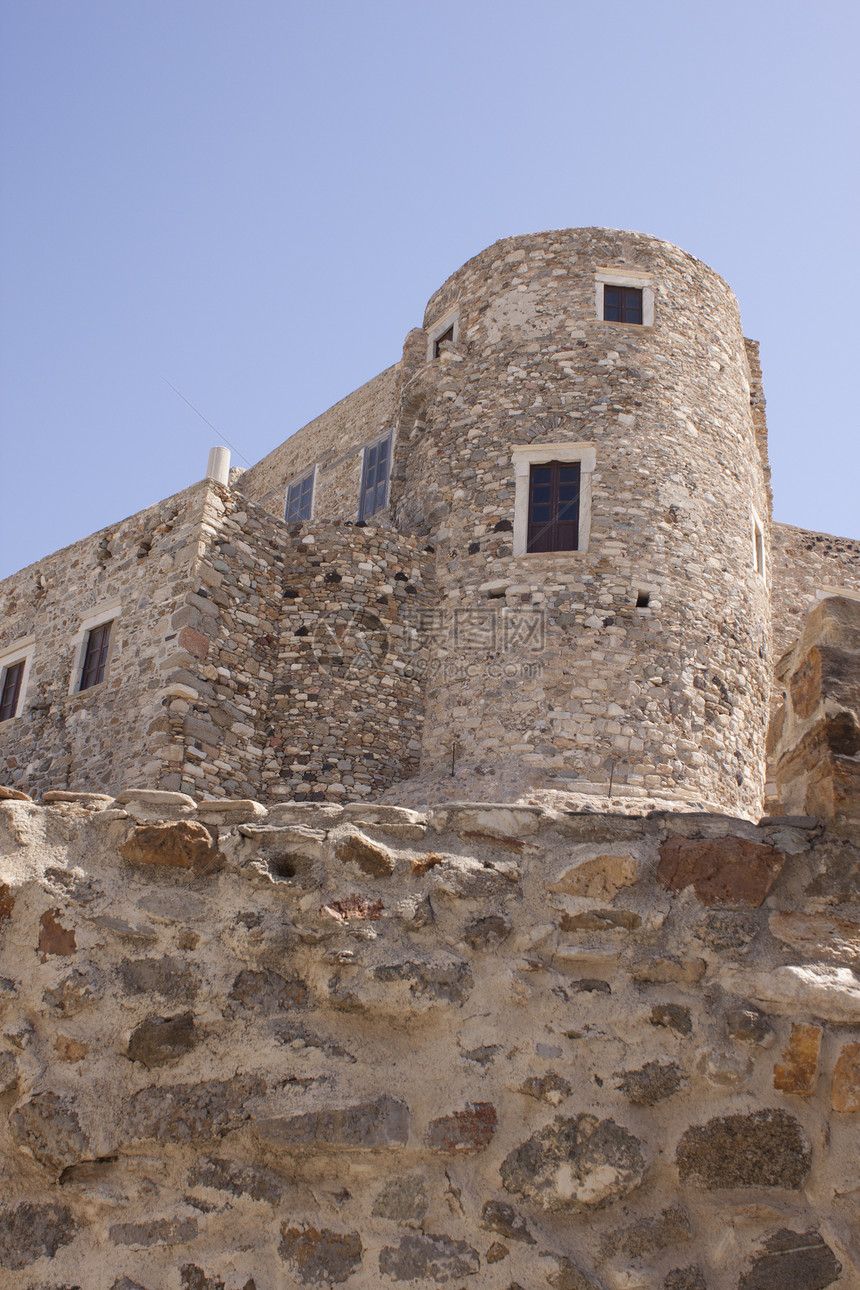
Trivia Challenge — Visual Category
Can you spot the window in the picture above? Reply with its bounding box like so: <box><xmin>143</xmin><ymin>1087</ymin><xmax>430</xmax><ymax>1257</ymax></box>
<box><xmin>603</xmin><ymin>285</ymin><xmax>643</xmax><ymax>324</ymax></box>
<box><xmin>433</xmin><ymin>325</ymin><xmax>455</xmax><ymax>358</ymax></box>
<box><xmin>752</xmin><ymin>510</ymin><xmax>765</xmax><ymax>578</ymax></box>
<box><xmin>511</xmin><ymin>443</ymin><xmax>596</xmax><ymax>557</ymax></box>
<box><xmin>286</xmin><ymin>469</ymin><xmax>314</xmax><ymax>523</ymax></box>
<box><xmin>0</xmin><ymin>660</ymin><xmax>25</xmax><ymax>722</ymax></box>
<box><xmin>595</xmin><ymin>268</ymin><xmax>655</xmax><ymax>326</ymax></box>
<box><xmin>527</xmin><ymin>461</ymin><xmax>581</xmax><ymax>552</ymax></box>
<box><xmin>79</xmin><ymin>621</ymin><xmax>112</xmax><ymax>691</ymax></box>
<box><xmin>359</xmin><ymin>435</ymin><xmax>392</xmax><ymax>520</ymax></box>
<box><xmin>426</xmin><ymin>309</ymin><xmax>460</xmax><ymax>361</ymax></box>
<box><xmin>0</xmin><ymin>639</ymin><xmax>34</xmax><ymax>723</ymax></box>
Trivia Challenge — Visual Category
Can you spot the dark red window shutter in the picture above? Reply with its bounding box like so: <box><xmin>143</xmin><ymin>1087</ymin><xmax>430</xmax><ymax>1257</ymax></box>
<box><xmin>0</xmin><ymin>660</ymin><xmax>25</xmax><ymax>722</ymax></box>
<box><xmin>603</xmin><ymin>285</ymin><xmax>643</xmax><ymax>324</ymax></box>
<box><xmin>527</xmin><ymin>462</ymin><xmax>581</xmax><ymax>553</ymax></box>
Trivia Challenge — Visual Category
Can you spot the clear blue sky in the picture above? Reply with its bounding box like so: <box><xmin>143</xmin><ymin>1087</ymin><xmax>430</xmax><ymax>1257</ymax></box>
<box><xmin>1</xmin><ymin>0</ymin><xmax>858</xmax><ymax>579</ymax></box>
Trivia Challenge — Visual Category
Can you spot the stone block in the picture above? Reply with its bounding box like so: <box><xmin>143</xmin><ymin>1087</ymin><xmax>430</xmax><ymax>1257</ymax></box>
<box><xmin>657</xmin><ymin>836</ymin><xmax>785</xmax><ymax>906</ymax></box>
<box><xmin>770</xmin><ymin>908</ymin><xmax>860</xmax><ymax>966</ymax></box>
<box><xmin>119</xmin><ymin>955</ymin><xmax>200</xmax><ymax>1002</ymax></box>
<box><xmin>547</xmin><ymin>852</ymin><xmax>638</xmax><ymax>900</ymax></box>
<box><xmin>479</xmin><ymin>1199</ymin><xmax>536</xmax><ymax>1244</ymax></box>
<box><xmin>675</xmin><ymin>1109</ymin><xmax>810</xmax><ymax>1188</ymax></box>
<box><xmin>831</xmin><ymin>1040</ymin><xmax>860</xmax><ymax>1112</ymax></box>
<box><xmin>279</xmin><ymin>1224</ymin><xmax>362</xmax><ymax>1284</ymax></box>
<box><xmin>228</xmin><ymin>968</ymin><xmax>309</xmax><ymax>1014</ymax></box>
<box><xmin>501</xmin><ymin>1113</ymin><xmax>647</xmax><ymax>1211</ymax></box>
<box><xmin>115</xmin><ymin>789</ymin><xmax>197</xmax><ymax>809</ymax></box>
<box><xmin>720</xmin><ymin>964</ymin><xmax>860</xmax><ymax>1022</ymax></box>
<box><xmin>120</xmin><ymin>820</ymin><xmax>222</xmax><ymax>873</ymax></box>
<box><xmin>0</xmin><ymin>1201</ymin><xmax>78</xmax><ymax>1270</ymax></box>
<box><xmin>616</xmin><ymin>1060</ymin><xmax>684</xmax><ymax>1105</ymax></box>
<box><xmin>601</xmin><ymin>1204</ymin><xmax>691</xmax><ymax>1257</ymax></box>
<box><xmin>256</xmin><ymin>1094</ymin><xmax>409</xmax><ymax>1149</ymax></box>
<box><xmin>426</xmin><ymin>1102</ymin><xmax>497</xmax><ymax>1154</ymax></box>
<box><xmin>126</xmin><ymin>1076</ymin><xmax>264</xmax><ymax>1143</ymax></box>
<box><xmin>378</xmin><ymin>1233</ymin><xmax>480</xmax><ymax>1282</ymax></box>
<box><xmin>110</xmin><ymin>1217</ymin><xmax>198</xmax><ymax>1246</ymax></box>
<box><xmin>0</xmin><ymin>786</ymin><xmax>31</xmax><ymax>801</ymax></box>
<box><xmin>9</xmin><ymin>1092</ymin><xmax>93</xmax><ymax>1174</ymax></box>
<box><xmin>372</xmin><ymin>1173</ymin><xmax>428</xmax><ymax>1223</ymax></box>
<box><xmin>38</xmin><ymin>908</ymin><xmax>77</xmax><ymax>956</ymax></box>
<box><xmin>773</xmin><ymin>1023</ymin><xmax>822</xmax><ymax>1095</ymax></box>
<box><xmin>650</xmin><ymin>1003</ymin><xmax>693</xmax><ymax>1035</ymax></box>
<box><xmin>196</xmin><ymin>798</ymin><xmax>267</xmax><ymax>824</ymax></box>
<box><xmin>188</xmin><ymin>1156</ymin><xmax>283</xmax><ymax>1204</ymax></box>
<box><xmin>127</xmin><ymin>1012</ymin><xmax>197</xmax><ymax>1067</ymax></box>
<box><xmin>334</xmin><ymin>829</ymin><xmax>395</xmax><ymax>876</ymax></box>
<box><xmin>738</xmin><ymin>1228</ymin><xmax>842</xmax><ymax>1289</ymax></box>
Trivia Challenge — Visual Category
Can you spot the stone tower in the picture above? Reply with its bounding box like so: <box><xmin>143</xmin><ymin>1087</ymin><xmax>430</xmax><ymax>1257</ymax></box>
<box><xmin>390</xmin><ymin>229</ymin><xmax>772</xmax><ymax>815</ymax></box>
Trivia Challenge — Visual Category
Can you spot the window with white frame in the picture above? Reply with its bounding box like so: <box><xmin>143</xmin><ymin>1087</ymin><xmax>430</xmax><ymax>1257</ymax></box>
<box><xmin>285</xmin><ymin>468</ymin><xmax>315</xmax><ymax>523</ymax></box>
<box><xmin>69</xmin><ymin>601</ymin><xmax>121</xmax><ymax>695</ymax></box>
<box><xmin>426</xmin><ymin>309</ymin><xmax>460</xmax><ymax>361</ymax></box>
<box><xmin>358</xmin><ymin>434</ymin><xmax>392</xmax><ymax>520</ymax></box>
<box><xmin>511</xmin><ymin>443</ymin><xmax>596</xmax><ymax>557</ymax></box>
<box><xmin>595</xmin><ymin>268</ymin><xmax>655</xmax><ymax>327</ymax></box>
<box><xmin>0</xmin><ymin>638</ymin><xmax>34</xmax><ymax>723</ymax></box>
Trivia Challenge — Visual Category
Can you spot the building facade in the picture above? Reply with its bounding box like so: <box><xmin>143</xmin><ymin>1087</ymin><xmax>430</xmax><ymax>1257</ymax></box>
<box><xmin>1</xmin><ymin>228</ymin><xmax>859</xmax><ymax>816</ymax></box>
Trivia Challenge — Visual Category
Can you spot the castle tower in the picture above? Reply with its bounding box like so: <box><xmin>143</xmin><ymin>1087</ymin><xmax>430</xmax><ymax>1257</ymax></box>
<box><xmin>391</xmin><ymin>228</ymin><xmax>772</xmax><ymax>816</ymax></box>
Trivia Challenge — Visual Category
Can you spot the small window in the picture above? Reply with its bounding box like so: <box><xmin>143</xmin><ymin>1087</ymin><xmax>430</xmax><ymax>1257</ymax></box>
<box><xmin>433</xmin><ymin>325</ymin><xmax>455</xmax><ymax>358</ymax></box>
<box><xmin>286</xmin><ymin>469</ymin><xmax>314</xmax><ymax>523</ymax></box>
<box><xmin>603</xmin><ymin>285</ymin><xmax>643</xmax><ymax>324</ymax></box>
<box><xmin>426</xmin><ymin>310</ymin><xmax>460</xmax><ymax>362</ymax></box>
<box><xmin>79</xmin><ymin>621</ymin><xmax>112</xmax><ymax>692</ymax></box>
<box><xmin>527</xmin><ymin>461</ymin><xmax>581</xmax><ymax>553</ymax></box>
<box><xmin>359</xmin><ymin>435</ymin><xmax>392</xmax><ymax>521</ymax></box>
<box><xmin>0</xmin><ymin>659</ymin><xmax>25</xmax><ymax>722</ymax></box>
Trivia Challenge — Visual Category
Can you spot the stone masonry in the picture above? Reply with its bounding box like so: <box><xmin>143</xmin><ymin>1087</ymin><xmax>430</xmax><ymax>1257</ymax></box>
<box><xmin>0</xmin><ymin>773</ymin><xmax>858</xmax><ymax>1287</ymax></box>
<box><xmin>2</xmin><ymin>227</ymin><xmax>860</xmax><ymax>816</ymax></box>
<box><xmin>1</xmin><ymin>227</ymin><xmax>860</xmax><ymax>1284</ymax></box>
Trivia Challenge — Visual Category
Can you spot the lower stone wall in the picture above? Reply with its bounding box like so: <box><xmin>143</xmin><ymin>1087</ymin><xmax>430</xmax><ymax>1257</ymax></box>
<box><xmin>0</xmin><ymin>788</ymin><xmax>857</xmax><ymax>1288</ymax></box>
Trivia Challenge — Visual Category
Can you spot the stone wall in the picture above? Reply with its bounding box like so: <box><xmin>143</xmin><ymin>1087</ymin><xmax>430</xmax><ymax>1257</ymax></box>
<box><xmin>0</xmin><ymin>788</ymin><xmax>857</xmax><ymax>1287</ymax></box>
<box><xmin>0</xmin><ymin>482</ymin><xmax>213</xmax><ymax>797</ymax></box>
<box><xmin>771</xmin><ymin>523</ymin><xmax>860</xmax><ymax>660</ymax></box>
<box><xmin>238</xmin><ymin>366</ymin><xmax>401</xmax><ymax>524</ymax></box>
<box><xmin>153</xmin><ymin>486</ymin><xmax>434</xmax><ymax>804</ymax></box>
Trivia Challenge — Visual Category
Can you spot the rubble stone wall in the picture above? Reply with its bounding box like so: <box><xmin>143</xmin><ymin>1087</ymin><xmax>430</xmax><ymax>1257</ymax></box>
<box><xmin>0</xmin><ymin>483</ymin><xmax>213</xmax><ymax>797</ymax></box>
<box><xmin>151</xmin><ymin>486</ymin><xmax>435</xmax><ymax>804</ymax></box>
<box><xmin>238</xmin><ymin>366</ymin><xmax>401</xmax><ymax>524</ymax></box>
<box><xmin>0</xmin><ymin>790</ymin><xmax>857</xmax><ymax>1288</ymax></box>
<box><xmin>771</xmin><ymin>523</ymin><xmax>860</xmax><ymax>661</ymax></box>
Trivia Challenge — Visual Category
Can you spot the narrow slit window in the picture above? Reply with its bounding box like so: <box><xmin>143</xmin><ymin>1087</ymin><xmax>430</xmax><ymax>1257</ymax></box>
<box><xmin>359</xmin><ymin>435</ymin><xmax>392</xmax><ymax>521</ymax></box>
<box><xmin>603</xmin><ymin>285</ymin><xmax>643</xmax><ymax>324</ymax></box>
<box><xmin>79</xmin><ymin>621</ymin><xmax>112</xmax><ymax>691</ymax></box>
<box><xmin>636</xmin><ymin>590</ymin><xmax>651</xmax><ymax>609</ymax></box>
<box><xmin>527</xmin><ymin>461</ymin><xmax>581</xmax><ymax>552</ymax></box>
<box><xmin>753</xmin><ymin>516</ymin><xmax>765</xmax><ymax>576</ymax></box>
<box><xmin>286</xmin><ymin>470</ymin><xmax>314</xmax><ymax>523</ymax></box>
<box><xmin>0</xmin><ymin>660</ymin><xmax>25</xmax><ymax>722</ymax></box>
